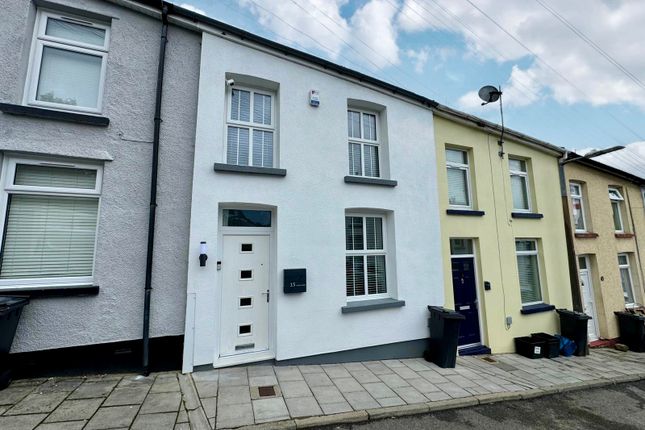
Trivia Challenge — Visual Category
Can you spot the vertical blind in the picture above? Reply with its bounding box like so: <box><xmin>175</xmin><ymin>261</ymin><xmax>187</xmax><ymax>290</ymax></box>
<box><xmin>0</xmin><ymin>194</ymin><xmax>99</xmax><ymax>279</ymax></box>
<box><xmin>510</xmin><ymin>174</ymin><xmax>529</xmax><ymax>210</ymax></box>
<box><xmin>447</xmin><ymin>167</ymin><xmax>469</xmax><ymax>206</ymax></box>
<box><xmin>516</xmin><ymin>240</ymin><xmax>542</xmax><ymax>304</ymax></box>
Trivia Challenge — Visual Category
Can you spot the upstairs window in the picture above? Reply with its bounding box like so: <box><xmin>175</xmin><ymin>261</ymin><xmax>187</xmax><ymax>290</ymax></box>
<box><xmin>446</xmin><ymin>148</ymin><xmax>471</xmax><ymax>208</ymax></box>
<box><xmin>345</xmin><ymin>215</ymin><xmax>387</xmax><ymax>299</ymax></box>
<box><xmin>0</xmin><ymin>158</ymin><xmax>102</xmax><ymax>288</ymax></box>
<box><xmin>608</xmin><ymin>187</ymin><xmax>625</xmax><ymax>232</ymax></box>
<box><xmin>509</xmin><ymin>158</ymin><xmax>531</xmax><ymax>212</ymax></box>
<box><xmin>26</xmin><ymin>10</ymin><xmax>110</xmax><ymax>113</ymax></box>
<box><xmin>569</xmin><ymin>182</ymin><xmax>587</xmax><ymax>232</ymax></box>
<box><xmin>226</xmin><ymin>87</ymin><xmax>275</xmax><ymax>168</ymax></box>
<box><xmin>347</xmin><ymin>110</ymin><xmax>380</xmax><ymax>177</ymax></box>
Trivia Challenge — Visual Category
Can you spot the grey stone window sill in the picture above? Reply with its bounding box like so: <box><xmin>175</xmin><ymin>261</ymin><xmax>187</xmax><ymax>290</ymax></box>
<box><xmin>0</xmin><ymin>285</ymin><xmax>99</xmax><ymax>298</ymax></box>
<box><xmin>511</xmin><ymin>212</ymin><xmax>544</xmax><ymax>219</ymax></box>
<box><xmin>213</xmin><ymin>163</ymin><xmax>287</xmax><ymax>176</ymax></box>
<box><xmin>446</xmin><ymin>209</ymin><xmax>485</xmax><ymax>216</ymax></box>
<box><xmin>341</xmin><ymin>298</ymin><xmax>406</xmax><ymax>314</ymax></box>
<box><xmin>520</xmin><ymin>303</ymin><xmax>555</xmax><ymax>315</ymax></box>
<box><xmin>344</xmin><ymin>176</ymin><xmax>398</xmax><ymax>187</ymax></box>
<box><xmin>0</xmin><ymin>103</ymin><xmax>109</xmax><ymax>126</ymax></box>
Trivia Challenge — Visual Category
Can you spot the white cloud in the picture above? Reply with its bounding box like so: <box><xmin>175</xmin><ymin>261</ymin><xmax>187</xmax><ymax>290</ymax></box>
<box><xmin>400</xmin><ymin>0</ymin><xmax>645</xmax><ymax>110</ymax></box>
<box><xmin>350</xmin><ymin>0</ymin><xmax>400</xmax><ymax>68</ymax></box>
<box><xmin>406</xmin><ymin>48</ymin><xmax>430</xmax><ymax>74</ymax></box>
<box><xmin>179</xmin><ymin>3</ymin><xmax>206</xmax><ymax>15</ymax></box>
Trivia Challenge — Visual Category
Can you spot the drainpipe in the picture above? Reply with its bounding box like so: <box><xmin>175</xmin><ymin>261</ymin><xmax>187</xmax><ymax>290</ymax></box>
<box><xmin>142</xmin><ymin>4</ymin><xmax>169</xmax><ymax>376</ymax></box>
<box><xmin>559</xmin><ymin>154</ymin><xmax>583</xmax><ymax>312</ymax></box>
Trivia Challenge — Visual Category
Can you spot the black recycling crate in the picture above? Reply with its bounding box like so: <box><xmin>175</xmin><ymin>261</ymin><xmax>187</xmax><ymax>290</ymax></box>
<box><xmin>531</xmin><ymin>332</ymin><xmax>559</xmax><ymax>358</ymax></box>
<box><xmin>514</xmin><ymin>336</ymin><xmax>544</xmax><ymax>359</ymax></box>
<box><xmin>0</xmin><ymin>297</ymin><xmax>29</xmax><ymax>389</ymax></box>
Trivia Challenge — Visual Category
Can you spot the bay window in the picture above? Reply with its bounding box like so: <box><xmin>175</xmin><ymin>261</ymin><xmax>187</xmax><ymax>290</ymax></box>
<box><xmin>0</xmin><ymin>157</ymin><xmax>102</xmax><ymax>288</ymax></box>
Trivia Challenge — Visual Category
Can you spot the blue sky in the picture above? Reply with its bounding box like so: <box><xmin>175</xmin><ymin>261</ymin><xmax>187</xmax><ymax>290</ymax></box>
<box><xmin>176</xmin><ymin>0</ymin><xmax>645</xmax><ymax>152</ymax></box>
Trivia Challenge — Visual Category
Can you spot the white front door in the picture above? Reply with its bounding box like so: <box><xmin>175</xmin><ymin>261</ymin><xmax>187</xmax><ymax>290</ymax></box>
<box><xmin>579</xmin><ymin>256</ymin><xmax>599</xmax><ymax>341</ymax></box>
<box><xmin>220</xmin><ymin>234</ymin><xmax>270</xmax><ymax>357</ymax></box>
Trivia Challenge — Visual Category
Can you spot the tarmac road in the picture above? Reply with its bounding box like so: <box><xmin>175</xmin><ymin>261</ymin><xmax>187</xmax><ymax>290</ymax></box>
<box><xmin>327</xmin><ymin>380</ymin><xmax>645</xmax><ymax>429</ymax></box>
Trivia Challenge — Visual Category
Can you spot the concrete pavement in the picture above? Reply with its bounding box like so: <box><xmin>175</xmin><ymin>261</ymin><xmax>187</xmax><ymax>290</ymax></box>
<box><xmin>0</xmin><ymin>348</ymin><xmax>643</xmax><ymax>429</ymax></box>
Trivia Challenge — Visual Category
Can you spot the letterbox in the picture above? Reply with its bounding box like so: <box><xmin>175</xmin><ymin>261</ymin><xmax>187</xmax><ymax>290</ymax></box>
<box><xmin>284</xmin><ymin>268</ymin><xmax>306</xmax><ymax>293</ymax></box>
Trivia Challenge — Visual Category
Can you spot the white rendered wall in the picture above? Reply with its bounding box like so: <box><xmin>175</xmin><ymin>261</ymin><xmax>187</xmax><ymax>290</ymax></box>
<box><xmin>184</xmin><ymin>33</ymin><xmax>444</xmax><ymax>370</ymax></box>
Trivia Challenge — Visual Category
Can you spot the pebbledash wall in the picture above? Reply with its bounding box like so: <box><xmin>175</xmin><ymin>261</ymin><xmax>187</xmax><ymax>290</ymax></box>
<box><xmin>182</xmin><ymin>31</ymin><xmax>444</xmax><ymax>371</ymax></box>
<box><xmin>0</xmin><ymin>0</ymin><xmax>199</xmax><ymax>353</ymax></box>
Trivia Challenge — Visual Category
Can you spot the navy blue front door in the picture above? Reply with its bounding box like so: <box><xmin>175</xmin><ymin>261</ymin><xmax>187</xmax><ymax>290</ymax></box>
<box><xmin>452</xmin><ymin>257</ymin><xmax>481</xmax><ymax>346</ymax></box>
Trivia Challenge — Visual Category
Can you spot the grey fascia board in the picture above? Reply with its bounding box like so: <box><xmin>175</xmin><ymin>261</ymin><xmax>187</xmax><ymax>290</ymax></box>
<box><xmin>213</xmin><ymin>163</ymin><xmax>287</xmax><ymax>176</ymax></box>
<box><xmin>344</xmin><ymin>176</ymin><xmax>398</xmax><ymax>187</ymax></box>
<box><xmin>341</xmin><ymin>298</ymin><xmax>406</xmax><ymax>314</ymax></box>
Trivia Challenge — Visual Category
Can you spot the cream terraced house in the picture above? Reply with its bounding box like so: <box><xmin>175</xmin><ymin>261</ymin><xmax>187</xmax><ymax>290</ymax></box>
<box><xmin>563</xmin><ymin>155</ymin><xmax>645</xmax><ymax>341</ymax></box>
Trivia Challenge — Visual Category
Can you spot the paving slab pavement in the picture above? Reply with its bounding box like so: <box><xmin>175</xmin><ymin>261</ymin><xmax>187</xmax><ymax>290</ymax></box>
<box><xmin>0</xmin><ymin>349</ymin><xmax>644</xmax><ymax>429</ymax></box>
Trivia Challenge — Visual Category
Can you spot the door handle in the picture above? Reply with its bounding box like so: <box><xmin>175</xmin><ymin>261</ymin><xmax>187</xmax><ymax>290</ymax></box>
<box><xmin>261</xmin><ymin>290</ymin><xmax>270</xmax><ymax>302</ymax></box>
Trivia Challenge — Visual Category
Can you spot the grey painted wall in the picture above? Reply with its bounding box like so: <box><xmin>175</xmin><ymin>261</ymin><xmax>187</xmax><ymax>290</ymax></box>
<box><xmin>0</xmin><ymin>0</ymin><xmax>199</xmax><ymax>352</ymax></box>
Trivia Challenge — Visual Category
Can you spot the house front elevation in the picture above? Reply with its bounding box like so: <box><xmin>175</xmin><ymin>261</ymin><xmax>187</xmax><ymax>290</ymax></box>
<box><xmin>182</xmin><ymin>28</ymin><xmax>444</xmax><ymax>371</ymax></box>
<box><xmin>433</xmin><ymin>113</ymin><xmax>573</xmax><ymax>354</ymax></box>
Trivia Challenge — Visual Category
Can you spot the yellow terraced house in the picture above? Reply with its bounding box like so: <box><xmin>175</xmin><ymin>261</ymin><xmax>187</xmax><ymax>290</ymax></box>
<box><xmin>434</xmin><ymin>112</ymin><xmax>573</xmax><ymax>355</ymax></box>
<box><xmin>563</xmin><ymin>156</ymin><xmax>645</xmax><ymax>342</ymax></box>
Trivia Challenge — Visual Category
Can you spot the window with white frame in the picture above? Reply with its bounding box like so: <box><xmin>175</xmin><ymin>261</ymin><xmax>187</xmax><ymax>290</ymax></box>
<box><xmin>509</xmin><ymin>158</ymin><xmax>531</xmax><ymax>212</ymax></box>
<box><xmin>0</xmin><ymin>158</ymin><xmax>102</xmax><ymax>288</ymax></box>
<box><xmin>345</xmin><ymin>215</ymin><xmax>387</xmax><ymax>299</ymax></box>
<box><xmin>226</xmin><ymin>87</ymin><xmax>275</xmax><ymax>168</ymax></box>
<box><xmin>446</xmin><ymin>148</ymin><xmax>471</xmax><ymax>208</ymax></box>
<box><xmin>569</xmin><ymin>182</ymin><xmax>587</xmax><ymax>232</ymax></box>
<box><xmin>618</xmin><ymin>254</ymin><xmax>636</xmax><ymax>305</ymax></box>
<box><xmin>26</xmin><ymin>10</ymin><xmax>110</xmax><ymax>113</ymax></box>
<box><xmin>515</xmin><ymin>239</ymin><xmax>543</xmax><ymax>305</ymax></box>
<box><xmin>347</xmin><ymin>109</ymin><xmax>380</xmax><ymax>177</ymax></box>
<box><xmin>608</xmin><ymin>187</ymin><xmax>625</xmax><ymax>232</ymax></box>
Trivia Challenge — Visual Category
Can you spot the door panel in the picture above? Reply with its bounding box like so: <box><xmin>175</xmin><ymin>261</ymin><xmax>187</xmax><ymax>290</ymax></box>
<box><xmin>220</xmin><ymin>235</ymin><xmax>270</xmax><ymax>357</ymax></box>
<box><xmin>579</xmin><ymin>264</ymin><xmax>599</xmax><ymax>341</ymax></box>
<box><xmin>452</xmin><ymin>257</ymin><xmax>481</xmax><ymax>346</ymax></box>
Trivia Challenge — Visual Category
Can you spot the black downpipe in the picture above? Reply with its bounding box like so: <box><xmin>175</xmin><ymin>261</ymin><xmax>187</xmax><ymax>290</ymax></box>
<box><xmin>143</xmin><ymin>4</ymin><xmax>169</xmax><ymax>376</ymax></box>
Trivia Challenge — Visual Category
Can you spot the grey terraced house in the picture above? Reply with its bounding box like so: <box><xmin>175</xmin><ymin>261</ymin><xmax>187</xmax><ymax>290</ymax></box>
<box><xmin>0</xmin><ymin>0</ymin><xmax>199</xmax><ymax>368</ymax></box>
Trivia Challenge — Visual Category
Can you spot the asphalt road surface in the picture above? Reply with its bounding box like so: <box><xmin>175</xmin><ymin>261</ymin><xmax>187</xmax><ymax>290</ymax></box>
<box><xmin>327</xmin><ymin>380</ymin><xmax>645</xmax><ymax>430</ymax></box>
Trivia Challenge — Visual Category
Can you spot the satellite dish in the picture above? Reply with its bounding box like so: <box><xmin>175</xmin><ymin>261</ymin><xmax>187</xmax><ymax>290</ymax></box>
<box><xmin>478</xmin><ymin>85</ymin><xmax>501</xmax><ymax>104</ymax></box>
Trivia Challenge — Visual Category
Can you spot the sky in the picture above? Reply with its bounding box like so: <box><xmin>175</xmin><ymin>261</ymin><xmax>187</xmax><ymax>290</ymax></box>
<box><xmin>175</xmin><ymin>0</ymin><xmax>645</xmax><ymax>174</ymax></box>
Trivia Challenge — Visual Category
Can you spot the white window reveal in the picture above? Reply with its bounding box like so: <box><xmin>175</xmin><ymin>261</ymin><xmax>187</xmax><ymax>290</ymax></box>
<box><xmin>618</xmin><ymin>254</ymin><xmax>636</xmax><ymax>306</ymax></box>
<box><xmin>446</xmin><ymin>149</ymin><xmax>471</xmax><ymax>208</ymax></box>
<box><xmin>510</xmin><ymin>158</ymin><xmax>531</xmax><ymax>212</ymax></box>
<box><xmin>609</xmin><ymin>187</ymin><xmax>625</xmax><ymax>233</ymax></box>
<box><xmin>569</xmin><ymin>182</ymin><xmax>587</xmax><ymax>232</ymax></box>
<box><xmin>226</xmin><ymin>88</ymin><xmax>275</xmax><ymax>168</ymax></box>
<box><xmin>345</xmin><ymin>215</ymin><xmax>387</xmax><ymax>299</ymax></box>
<box><xmin>0</xmin><ymin>158</ymin><xmax>102</xmax><ymax>289</ymax></box>
<box><xmin>347</xmin><ymin>110</ymin><xmax>380</xmax><ymax>177</ymax></box>
<box><xmin>26</xmin><ymin>10</ymin><xmax>110</xmax><ymax>113</ymax></box>
<box><xmin>515</xmin><ymin>240</ymin><xmax>543</xmax><ymax>305</ymax></box>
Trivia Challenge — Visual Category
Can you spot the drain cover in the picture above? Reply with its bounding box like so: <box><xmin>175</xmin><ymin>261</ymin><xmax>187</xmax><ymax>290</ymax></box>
<box><xmin>258</xmin><ymin>386</ymin><xmax>276</xmax><ymax>397</ymax></box>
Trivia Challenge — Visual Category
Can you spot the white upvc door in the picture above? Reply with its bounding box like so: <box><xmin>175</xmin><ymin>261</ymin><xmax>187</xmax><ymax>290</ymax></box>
<box><xmin>579</xmin><ymin>256</ymin><xmax>599</xmax><ymax>341</ymax></box>
<box><xmin>220</xmin><ymin>234</ymin><xmax>270</xmax><ymax>357</ymax></box>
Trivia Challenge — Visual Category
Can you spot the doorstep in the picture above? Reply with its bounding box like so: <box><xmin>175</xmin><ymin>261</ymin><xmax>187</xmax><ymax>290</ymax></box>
<box><xmin>1</xmin><ymin>349</ymin><xmax>644</xmax><ymax>429</ymax></box>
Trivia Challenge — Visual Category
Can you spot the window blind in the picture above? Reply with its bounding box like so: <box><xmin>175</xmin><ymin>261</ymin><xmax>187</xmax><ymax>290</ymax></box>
<box><xmin>367</xmin><ymin>255</ymin><xmax>386</xmax><ymax>294</ymax></box>
<box><xmin>511</xmin><ymin>175</ymin><xmax>529</xmax><ymax>210</ymax></box>
<box><xmin>345</xmin><ymin>217</ymin><xmax>363</xmax><ymax>250</ymax></box>
<box><xmin>226</xmin><ymin>126</ymin><xmax>249</xmax><ymax>165</ymax></box>
<box><xmin>348</xmin><ymin>143</ymin><xmax>362</xmax><ymax>176</ymax></box>
<box><xmin>0</xmin><ymin>194</ymin><xmax>98</xmax><ymax>279</ymax></box>
<box><xmin>447</xmin><ymin>167</ymin><xmax>469</xmax><ymax>206</ymax></box>
<box><xmin>14</xmin><ymin>164</ymin><xmax>96</xmax><ymax>189</ymax></box>
<box><xmin>230</xmin><ymin>89</ymin><xmax>250</xmax><ymax>122</ymax></box>
<box><xmin>253</xmin><ymin>93</ymin><xmax>271</xmax><ymax>125</ymax></box>
<box><xmin>348</xmin><ymin>111</ymin><xmax>361</xmax><ymax>138</ymax></box>
<box><xmin>363</xmin><ymin>145</ymin><xmax>380</xmax><ymax>177</ymax></box>
<box><xmin>362</xmin><ymin>113</ymin><xmax>377</xmax><ymax>140</ymax></box>
<box><xmin>620</xmin><ymin>267</ymin><xmax>634</xmax><ymax>303</ymax></box>
<box><xmin>446</xmin><ymin>149</ymin><xmax>466</xmax><ymax>164</ymax></box>
<box><xmin>346</xmin><ymin>255</ymin><xmax>365</xmax><ymax>296</ymax></box>
<box><xmin>366</xmin><ymin>217</ymin><xmax>383</xmax><ymax>250</ymax></box>
<box><xmin>517</xmin><ymin>253</ymin><xmax>541</xmax><ymax>303</ymax></box>
<box><xmin>252</xmin><ymin>130</ymin><xmax>273</xmax><ymax>168</ymax></box>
